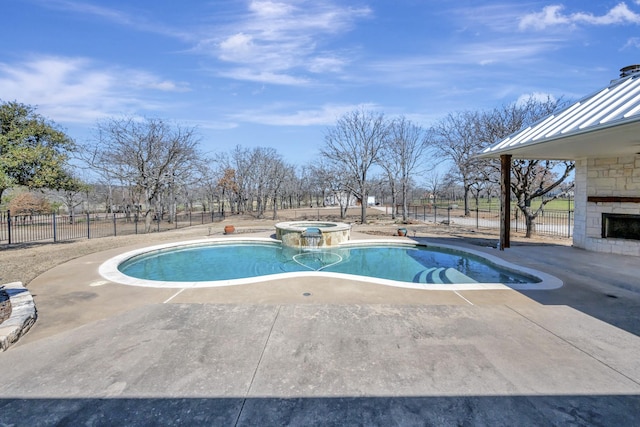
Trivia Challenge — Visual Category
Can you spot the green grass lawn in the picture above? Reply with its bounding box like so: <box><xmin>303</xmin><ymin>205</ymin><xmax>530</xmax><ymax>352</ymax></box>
<box><xmin>420</xmin><ymin>198</ymin><xmax>574</xmax><ymax>211</ymax></box>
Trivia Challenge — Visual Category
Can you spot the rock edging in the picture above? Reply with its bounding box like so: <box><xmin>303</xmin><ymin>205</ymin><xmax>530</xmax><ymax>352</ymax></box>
<box><xmin>0</xmin><ymin>282</ymin><xmax>37</xmax><ymax>351</ymax></box>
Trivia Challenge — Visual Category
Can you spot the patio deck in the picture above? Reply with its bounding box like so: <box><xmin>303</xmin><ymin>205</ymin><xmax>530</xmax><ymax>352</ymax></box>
<box><xmin>1</xmin><ymin>228</ymin><xmax>639</xmax><ymax>425</ymax></box>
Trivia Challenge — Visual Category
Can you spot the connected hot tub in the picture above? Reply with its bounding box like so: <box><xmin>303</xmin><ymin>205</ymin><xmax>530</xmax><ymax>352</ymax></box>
<box><xmin>275</xmin><ymin>221</ymin><xmax>351</xmax><ymax>248</ymax></box>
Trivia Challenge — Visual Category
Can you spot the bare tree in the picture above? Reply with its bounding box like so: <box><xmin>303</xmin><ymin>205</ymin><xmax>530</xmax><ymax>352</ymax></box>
<box><xmin>217</xmin><ymin>146</ymin><xmax>288</xmax><ymax>218</ymax></box>
<box><xmin>276</xmin><ymin>166</ymin><xmax>302</xmax><ymax>210</ymax></box>
<box><xmin>378</xmin><ymin>151</ymin><xmax>400</xmax><ymax>220</ymax></box>
<box><xmin>478</xmin><ymin>97</ymin><xmax>574</xmax><ymax>237</ymax></box>
<box><xmin>208</xmin><ymin>151</ymin><xmax>241</xmax><ymax>216</ymax></box>
<box><xmin>429</xmin><ymin>111</ymin><xmax>488</xmax><ymax>216</ymax></box>
<box><xmin>256</xmin><ymin>148</ymin><xmax>285</xmax><ymax>219</ymax></box>
<box><xmin>192</xmin><ymin>160</ymin><xmax>217</xmax><ymax>213</ymax></box>
<box><xmin>307</xmin><ymin>159</ymin><xmax>353</xmax><ymax>218</ymax></box>
<box><xmin>268</xmin><ymin>157</ymin><xmax>293</xmax><ymax>220</ymax></box>
<box><xmin>321</xmin><ymin>109</ymin><xmax>389</xmax><ymax>223</ymax></box>
<box><xmin>48</xmin><ymin>171</ymin><xmax>90</xmax><ymax>222</ymax></box>
<box><xmin>424</xmin><ymin>171</ymin><xmax>442</xmax><ymax>206</ymax></box>
<box><xmin>511</xmin><ymin>160</ymin><xmax>574</xmax><ymax>236</ymax></box>
<box><xmin>84</xmin><ymin>117</ymin><xmax>201</xmax><ymax>232</ymax></box>
<box><xmin>223</xmin><ymin>146</ymin><xmax>252</xmax><ymax>214</ymax></box>
<box><xmin>379</xmin><ymin>116</ymin><xmax>432</xmax><ymax>222</ymax></box>
<box><xmin>217</xmin><ymin>167</ymin><xmax>239</xmax><ymax>216</ymax></box>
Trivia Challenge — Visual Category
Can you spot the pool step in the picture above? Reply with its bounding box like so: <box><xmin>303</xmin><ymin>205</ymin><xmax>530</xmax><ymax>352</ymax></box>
<box><xmin>414</xmin><ymin>267</ymin><xmax>478</xmax><ymax>284</ymax></box>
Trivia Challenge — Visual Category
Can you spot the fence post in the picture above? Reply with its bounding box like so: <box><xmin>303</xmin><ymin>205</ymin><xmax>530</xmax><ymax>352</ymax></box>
<box><xmin>434</xmin><ymin>205</ymin><xmax>437</xmax><ymax>223</ymax></box>
<box><xmin>135</xmin><ymin>214</ymin><xmax>138</xmax><ymax>234</ymax></box>
<box><xmin>87</xmin><ymin>212</ymin><xmax>91</xmax><ymax>239</ymax></box>
<box><xmin>514</xmin><ymin>208</ymin><xmax>518</xmax><ymax>233</ymax></box>
<box><xmin>476</xmin><ymin>207</ymin><xmax>479</xmax><ymax>229</ymax></box>
<box><xmin>113</xmin><ymin>213</ymin><xmax>117</xmax><ymax>236</ymax></box>
<box><xmin>447</xmin><ymin>206</ymin><xmax>451</xmax><ymax>226</ymax></box>
<box><xmin>7</xmin><ymin>210</ymin><xmax>11</xmax><ymax>244</ymax></box>
<box><xmin>53</xmin><ymin>212</ymin><xmax>57</xmax><ymax>242</ymax></box>
<box><xmin>568</xmin><ymin>209</ymin><xmax>572</xmax><ymax>238</ymax></box>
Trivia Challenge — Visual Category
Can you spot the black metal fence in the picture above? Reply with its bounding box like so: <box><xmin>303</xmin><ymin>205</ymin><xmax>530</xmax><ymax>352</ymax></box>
<box><xmin>1</xmin><ymin>204</ymin><xmax>573</xmax><ymax>245</ymax></box>
<box><xmin>407</xmin><ymin>205</ymin><xmax>573</xmax><ymax>238</ymax></box>
<box><xmin>0</xmin><ymin>210</ymin><xmax>224</xmax><ymax>245</ymax></box>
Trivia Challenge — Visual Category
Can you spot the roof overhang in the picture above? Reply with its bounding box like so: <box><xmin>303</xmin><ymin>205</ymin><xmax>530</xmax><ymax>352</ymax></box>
<box><xmin>477</xmin><ymin>119</ymin><xmax>640</xmax><ymax>160</ymax></box>
<box><xmin>478</xmin><ymin>71</ymin><xmax>640</xmax><ymax>161</ymax></box>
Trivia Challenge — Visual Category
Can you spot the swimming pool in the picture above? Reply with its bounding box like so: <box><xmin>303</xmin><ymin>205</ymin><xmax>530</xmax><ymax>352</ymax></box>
<box><xmin>99</xmin><ymin>238</ymin><xmax>563</xmax><ymax>290</ymax></box>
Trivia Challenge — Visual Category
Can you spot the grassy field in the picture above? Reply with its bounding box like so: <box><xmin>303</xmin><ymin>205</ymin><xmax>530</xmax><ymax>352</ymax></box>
<box><xmin>424</xmin><ymin>198</ymin><xmax>574</xmax><ymax>211</ymax></box>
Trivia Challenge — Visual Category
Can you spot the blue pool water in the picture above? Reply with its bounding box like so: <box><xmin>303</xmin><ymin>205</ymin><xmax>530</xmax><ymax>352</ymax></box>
<box><xmin>118</xmin><ymin>242</ymin><xmax>538</xmax><ymax>285</ymax></box>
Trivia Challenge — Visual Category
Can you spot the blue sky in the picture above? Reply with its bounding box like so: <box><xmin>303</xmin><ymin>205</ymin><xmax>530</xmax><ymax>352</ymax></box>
<box><xmin>2</xmin><ymin>0</ymin><xmax>640</xmax><ymax>164</ymax></box>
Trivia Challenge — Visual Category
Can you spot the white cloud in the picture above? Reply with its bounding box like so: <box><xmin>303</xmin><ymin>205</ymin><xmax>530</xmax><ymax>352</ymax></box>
<box><xmin>199</xmin><ymin>1</ymin><xmax>371</xmax><ymax>85</ymax></box>
<box><xmin>228</xmin><ymin>103</ymin><xmax>379</xmax><ymax>126</ymax></box>
<box><xmin>249</xmin><ymin>1</ymin><xmax>294</xmax><ymax>18</ymax></box>
<box><xmin>37</xmin><ymin>0</ymin><xmax>132</xmax><ymax>23</ymax></box>
<box><xmin>0</xmin><ymin>55</ymin><xmax>189</xmax><ymax>124</ymax></box>
<box><xmin>573</xmin><ymin>2</ymin><xmax>640</xmax><ymax>25</ymax></box>
<box><xmin>34</xmin><ymin>0</ymin><xmax>192</xmax><ymax>41</ymax></box>
<box><xmin>218</xmin><ymin>33</ymin><xmax>256</xmax><ymax>62</ymax></box>
<box><xmin>362</xmin><ymin>34</ymin><xmax>561</xmax><ymax>90</ymax></box>
<box><xmin>519</xmin><ymin>3</ymin><xmax>640</xmax><ymax>31</ymax></box>
<box><xmin>218</xmin><ymin>68</ymin><xmax>310</xmax><ymax>86</ymax></box>
<box><xmin>516</xmin><ymin>92</ymin><xmax>557</xmax><ymax>107</ymax></box>
<box><xmin>136</xmin><ymin>78</ymin><xmax>190</xmax><ymax>92</ymax></box>
<box><xmin>32</xmin><ymin>0</ymin><xmax>370</xmax><ymax>87</ymax></box>
<box><xmin>519</xmin><ymin>5</ymin><xmax>570</xmax><ymax>31</ymax></box>
<box><xmin>623</xmin><ymin>36</ymin><xmax>640</xmax><ymax>49</ymax></box>
<box><xmin>308</xmin><ymin>55</ymin><xmax>347</xmax><ymax>73</ymax></box>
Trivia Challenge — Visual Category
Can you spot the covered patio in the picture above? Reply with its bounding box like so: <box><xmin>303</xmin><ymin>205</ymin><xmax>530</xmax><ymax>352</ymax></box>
<box><xmin>480</xmin><ymin>65</ymin><xmax>640</xmax><ymax>256</ymax></box>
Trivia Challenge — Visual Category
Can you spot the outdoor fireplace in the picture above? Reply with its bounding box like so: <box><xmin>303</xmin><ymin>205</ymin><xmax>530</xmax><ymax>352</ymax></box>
<box><xmin>602</xmin><ymin>213</ymin><xmax>640</xmax><ymax>240</ymax></box>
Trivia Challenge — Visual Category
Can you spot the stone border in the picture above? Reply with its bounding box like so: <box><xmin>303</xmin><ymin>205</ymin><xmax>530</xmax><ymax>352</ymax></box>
<box><xmin>275</xmin><ymin>221</ymin><xmax>351</xmax><ymax>248</ymax></box>
<box><xmin>0</xmin><ymin>282</ymin><xmax>37</xmax><ymax>352</ymax></box>
<box><xmin>0</xmin><ymin>287</ymin><xmax>10</xmax><ymax>323</ymax></box>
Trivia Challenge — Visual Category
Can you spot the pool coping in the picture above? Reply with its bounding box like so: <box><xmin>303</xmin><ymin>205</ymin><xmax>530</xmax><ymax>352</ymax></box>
<box><xmin>98</xmin><ymin>237</ymin><xmax>563</xmax><ymax>291</ymax></box>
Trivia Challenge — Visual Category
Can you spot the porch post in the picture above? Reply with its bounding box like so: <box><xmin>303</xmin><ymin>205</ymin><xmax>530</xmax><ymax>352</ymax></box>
<box><xmin>500</xmin><ymin>154</ymin><xmax>512</xmax><ymax>250</ymax></box>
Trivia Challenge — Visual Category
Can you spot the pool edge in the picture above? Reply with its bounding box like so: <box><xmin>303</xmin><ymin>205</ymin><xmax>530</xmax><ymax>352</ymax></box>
<box><xmin>98</xmin><ymin>237</ymin><xmax>563</xmax><ymax>291</ymax></box>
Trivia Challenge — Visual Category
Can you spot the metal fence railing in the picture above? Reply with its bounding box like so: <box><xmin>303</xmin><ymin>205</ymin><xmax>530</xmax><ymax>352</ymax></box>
<box><xmin>1</xmin><ymin>204</ymin><xmax>573</xmax><ymax>245</ymax></box>
<box><xmin>0</xmin><ymin>210</ymin><xmax>224</xmax><ymax>245</ymax></box>
<box><xmin>406</xmin><ymin>205</ymin><xmax>573</xmax><ymax>238</ymax></box>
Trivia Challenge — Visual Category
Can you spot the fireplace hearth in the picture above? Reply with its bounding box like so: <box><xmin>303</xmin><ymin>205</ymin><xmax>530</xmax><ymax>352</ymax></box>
<box><xmin>602</xmin><ymin>213</ymin><xmax>640</xmax><ymax>240</ymax></box>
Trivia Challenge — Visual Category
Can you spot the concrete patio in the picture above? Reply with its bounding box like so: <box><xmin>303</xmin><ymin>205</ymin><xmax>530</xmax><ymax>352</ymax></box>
<box><xmin>1</xmin><ymin>228</ymin><xmax>639</xmax><ymax>425</ymax></box>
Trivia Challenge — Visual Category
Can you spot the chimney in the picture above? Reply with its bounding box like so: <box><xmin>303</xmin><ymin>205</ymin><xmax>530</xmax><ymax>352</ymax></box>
<box><xmin>620</xmin><ymin>64</ymin><xmax>640</xmax><ymax>78</ymax></box>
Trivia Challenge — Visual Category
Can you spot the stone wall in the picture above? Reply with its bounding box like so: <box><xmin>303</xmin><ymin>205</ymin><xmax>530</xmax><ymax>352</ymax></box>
<box><xmin>574</xmin><ymin>156</ymin><xmax>640</xmax><ymax>256</ymax></box>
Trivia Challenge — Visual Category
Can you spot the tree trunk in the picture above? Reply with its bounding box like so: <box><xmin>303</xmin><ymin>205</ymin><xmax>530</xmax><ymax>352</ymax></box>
<box><xmin>463</xmin><ymin>184</ymin><xmax>471</xmax><ymax>216</ymax></box>
<box><xmin>272</xmin><ymin>195</ymin><xmax>278</xmax><ymax>220</ymax></box>
<box><xmin>360</xmin><ymin>192</ymin><xmax>367</xmax><ymax>224</ymax></box>
<box><xmin>525</xmin><ymin>213</ymin><xmax>536</xmax><ymax>238</ymax></box>
<box><xmin>144</xmin><ymin>210</ymin><xmax>153</xmax><ymax>233</ymax></box>
<box><xmin>339</xmin><ymin>193</ymin><xmax>349</xmax><ymax>219</ymax></box>
<box><xmin>402</xmin><ymin>181</ymin><xmax>409</xmax><ymax>223</ymax></box>
<box><xmin>390</xmin><ymin>189</ymin><xmax>397</xmax><ymax>220</ymax></box>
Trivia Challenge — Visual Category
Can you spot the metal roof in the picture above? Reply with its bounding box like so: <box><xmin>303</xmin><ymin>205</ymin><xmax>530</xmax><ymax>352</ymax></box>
<box><xmin>479</xmin><ymin>70</ymin><xmax>640</xmax><ymax>160</ymax></box>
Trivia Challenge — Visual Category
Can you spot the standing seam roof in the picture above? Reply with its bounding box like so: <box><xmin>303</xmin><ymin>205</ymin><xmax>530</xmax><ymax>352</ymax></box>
<box><xmin>482</xmin><ymin>73</ymin><xmax>640</xmax><ymax>155</ymax></box>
